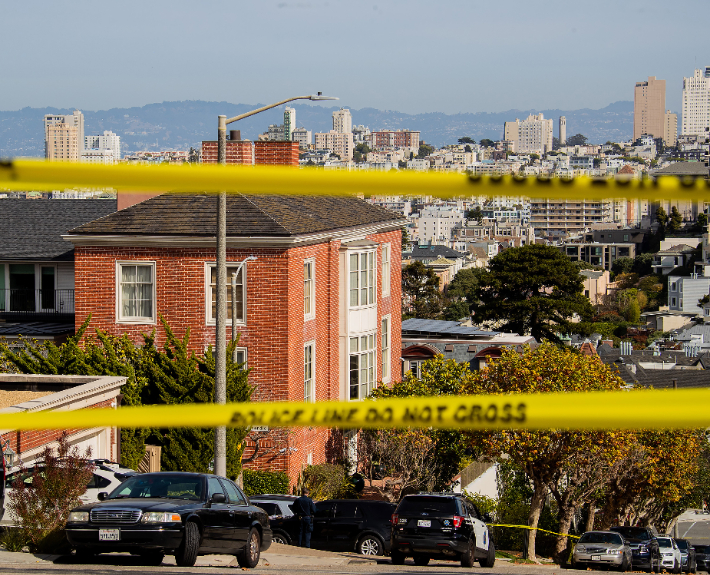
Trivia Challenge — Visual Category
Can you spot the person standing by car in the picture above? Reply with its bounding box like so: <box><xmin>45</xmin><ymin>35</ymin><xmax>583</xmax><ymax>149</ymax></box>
<box><xmin>294</xmin><ymin>488</ymin><xmax>316</xmax><ymax>548</ymax></box>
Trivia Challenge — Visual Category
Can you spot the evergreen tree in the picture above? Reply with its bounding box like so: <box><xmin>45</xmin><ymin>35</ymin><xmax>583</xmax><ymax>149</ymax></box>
<box><xmin>669</xmin><ymin>206</ymin><xmax>683</xmax><ymax>232</ymax></box>
<box><xmin>402</xmin><ymin>261</ymin><xmax>442</xmax><ymax>319</ymax></box>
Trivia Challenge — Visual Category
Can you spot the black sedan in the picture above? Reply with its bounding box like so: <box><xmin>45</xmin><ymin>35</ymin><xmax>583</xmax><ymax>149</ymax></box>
<box><xmin>65</xmin><ymin>472</ymin><xmax>271</xmax><ymax>568</ymax></box>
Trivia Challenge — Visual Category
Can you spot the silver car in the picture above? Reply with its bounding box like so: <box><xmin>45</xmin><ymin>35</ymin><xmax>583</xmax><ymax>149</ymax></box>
<box><xmin>573</xmin><ymin>530</ymin><xmax>633</xmax><ymax>571</ymax></box>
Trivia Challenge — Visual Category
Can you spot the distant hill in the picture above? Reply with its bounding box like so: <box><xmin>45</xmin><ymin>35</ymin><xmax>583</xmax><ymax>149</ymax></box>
<box><xmin>0</xmin><ymin>100</ymin><xmax>633</xmax><ymax>157</ymax></box>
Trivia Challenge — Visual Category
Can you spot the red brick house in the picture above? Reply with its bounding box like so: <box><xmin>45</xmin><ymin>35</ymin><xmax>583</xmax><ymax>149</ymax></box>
<box><xmin>65</xmin><ymin>194</ymin><xmax>403</xmax><ymax>483</ymax></box>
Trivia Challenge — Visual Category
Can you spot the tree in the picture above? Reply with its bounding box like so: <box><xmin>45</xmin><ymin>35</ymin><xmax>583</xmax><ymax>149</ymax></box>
<box><xmin>353</xmin><ymin>151</ymin><xmax>364</xmax><ymax>163</ymax></box>
<box><xmin>402</xmin><ymin>260</ymin><xmax>442</xmax><ymax>319</ymax></box>
<box><xmin>463</xmin><ymin>343</ymin><xmax>628</xmax><ymax>561</ymax></box>
<box><xmin>458</xmin><ymin>137</ymin><xmax>475</xmax><ymax>144</ymax></box>
<box><xmin>464</xmin><ymin>144</ymin><xmax>472</xmax><ymax>153</ymax></box>
<box><xmin>669</xmin><ymin>206</ymin><xmax>683</xmax><ymax>232</ymax></box>
<box><xmin>479</xmin><ymin>138</ymin><xmax>495</xmax><ymax>148</ymax></box>
<box><xmin>656</xmin><ymin>206</ymin><xmax>669</xmax><ymax>229</ymax></box>
<box><xmin>354</xmin><ymin>142</ymin><xmax>370</xmax><ymax>155</ymax></box>
<box><xmin>552</xmin><ymin>136</ymin><xmax>561</xmax><ymax>150</ymax></box>
<box><xmin>611</xmin><ymin>257</ymin><xmax>634</xmax><ymax>277</ymax></box>
<box><xmin>471</xmin><ymin>245</ymin><xmax>594</xmax><ymax>342</ymax></box>
<box><xmin>529</xmin><ymin>153</ymin><xmax>540</xmax><ymax>162</ymax></box>
<box><xmin>466</xmin><ymin>205</ymin><xmax>483</xmax><ymax>224</ymax></box>
<box><xmin>443</xmin><ymin>267</ymin><xmax>485</xmax><ymax>320</ymax></box>
<box><xmin>566</xmin><ymin>133</ymin><xmax>588</xmax><ymax>146</ymax></box>
<box><xmin>693</xmin><ymin>213</ymin><xmax>708</xmax><ymax>233</ymax></box>
<box><xmin>416</xmin><ymin>143</ymin><xmax>434</xmax><ymax>158</ymax></box>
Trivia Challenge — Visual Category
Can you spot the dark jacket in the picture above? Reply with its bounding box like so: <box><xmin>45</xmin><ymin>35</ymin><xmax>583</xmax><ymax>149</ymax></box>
<box><xmin>294</xmin><ymin>496</ymin><xmax>316</xmax><ymax>517</ymax></box>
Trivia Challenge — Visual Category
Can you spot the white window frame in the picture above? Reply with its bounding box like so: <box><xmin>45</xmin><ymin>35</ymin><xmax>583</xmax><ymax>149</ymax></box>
<box><xmin>349</xmin><ymin>250</ymin><xmax>376</xmax><ymax>308</ymax></box>
<box><xmin>205</xmin><ymin>262</ymin><xmax>247</xmax><ymax>326</ymax></box>
<box><xmin>304</xmin><ymin>258</ymin><xmax>315</xmax><ymax>321</ymax></box>
<box><xmin>116</xmin><ymin>261</ymin><xmax>156</xmax><ymax>324</ymax></box>
<box><xmin>304</xmin><ymin>340</ymin><xmax>315</xmax><ymax>403</ymax></box>
<box><xmin>235</xmin><ymin>347</ymin><xmax>248</xmax><ymax>367</ymax></box>
<box><xmin>408</xmin><ymin>360</ymin><xmax>423</xmax><ymax>379</ymax></box>
<box><xmin>381</xmin><ymin>243</ymin><xmax>391</xmax><ymax>297</ymax></box>
<box><xmin>381</xmin><ymin>315</ymin><xmax>391</xmax><ymax>383</ymax></box>
<box><xmin>349</xmin><ymin>332</ymin><xmax>376</xmax><ymax>401</ymax></box>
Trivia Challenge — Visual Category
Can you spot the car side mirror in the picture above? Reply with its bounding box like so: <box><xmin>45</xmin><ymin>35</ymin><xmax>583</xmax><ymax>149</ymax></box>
<box><xmin>211</xmin><ymin>493</ymin><xmax>226</xmax><ymax>504</ymax></box>
<box><xmin>98</xmin><ymin>492</ymin><xmax>108</xmax><ymax>501</ymax></box>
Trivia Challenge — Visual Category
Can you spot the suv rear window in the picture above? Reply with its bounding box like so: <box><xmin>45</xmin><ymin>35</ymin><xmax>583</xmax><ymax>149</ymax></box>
<box><xmin>610</xmin><ymin>527</ymin><xmax>651</xmax><ymax>541</ymax></box>
<box><xmin>254</xmin><ymin>502</ymin><xmax>280</xmax><ymax>515</ymax></box>
<box><xmin>396</xmin><ymin>496</ymin><xmax>458</xmax><ymax>515</ymax></box>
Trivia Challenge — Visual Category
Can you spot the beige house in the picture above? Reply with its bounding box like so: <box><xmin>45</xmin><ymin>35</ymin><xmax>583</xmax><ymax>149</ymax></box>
<box><xmin>580</xmin><ymin>269</ymin><xmax>611</xmax><ymax>305</ymax></box>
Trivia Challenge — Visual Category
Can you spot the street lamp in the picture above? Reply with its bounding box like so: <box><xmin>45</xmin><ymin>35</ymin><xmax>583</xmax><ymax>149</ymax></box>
<box><xmin>214</xmin><ymin>93</ymin><xmax>338</xmax><ymax>478</ymax></box>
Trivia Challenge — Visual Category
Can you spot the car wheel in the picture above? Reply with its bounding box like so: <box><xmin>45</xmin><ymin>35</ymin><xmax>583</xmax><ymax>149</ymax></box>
<box><xmin>461</xmin><ymin>539</ymin><xmax>476</xmax><ymax>568</ymax></box>
<box><xmin>357</xmin><ymin>535</ymin><xmax>384</xmax><ymax>556</ymax></box>
<box><xmin>391</xmin><ymin>551</ymin><xmax>406</xmax><ymax>565</ymax></box>
<box><xmin>479</xmin><ymin>538</ymin><xmax>496</xmax><ymax>568</ymax></box>
<box><xmin>174</xmin><ymin>521</ymin><xmax>200</xmax><ymax>567</ymax></box>
<box><xmin>413</xmin><ymin>555</ymin><xmax>430</xmax><ymax>566</ymax></box>
<box><xmin>271</xmin><ymin>532</ymin><xmax>290</xmax><ymax>545</ymax></box>
<box><xmin>676</xmin><ymin>560</ymin><xmax>682</xmax><ymax>574</ymax></box>
<box><xmin>138</xmin><ymin>551</ymin><xmax>165</xmax><ymax>566</ymax></box>
<box><xmin>237</xmin><ymin>527</ymin><xmax>261</xmax><ymax>569</ymax></box>
<box><xmin>619</xmin><ymin>554</ymin><xmax>629</xmax><ymax>572</ymax></box>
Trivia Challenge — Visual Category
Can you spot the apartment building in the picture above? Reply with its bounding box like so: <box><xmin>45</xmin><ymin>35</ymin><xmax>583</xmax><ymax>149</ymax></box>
<box><xmin>314</xmin><ymin>131</ymin><xmax>354</xmax><ymax>161</ymax></box>
<box><xmin>634</xmin><ymin>76</ymin><xmax>666</xmax><ymax>140</ymax></box>
<box><xmin>332</xmin><ymin>108</ymin><xmax>352</xmax><ymax>134</ymax></box>
<box><xmin>371</xmin><ymin>130</ymin><xmax>421</xmax><ymax>151</ymax></box>
<box><xmin>664</xmin><ymin>111</ymin><xmax>678</xmax><ymax>147</ymax></box>
<box><xmin>283</xmin><ymin>107</ymin><xmax>296</xmax><ymax>141</ymax></box>
<box><xmin>504</xmin><ymin>114</ymin><xmax>554</xmax><ymax>154</ymax></box>
<box><xmin>83</xmin><ymin>130</ymin><xmax>121</xmax><ymax>163</ymax></box>
<box><xmin>681</xmin><ymin>67</ymin><xmax>710</xmax><ymax>136</ymax></box>
<box><xmin>453</xmin><ymin>220</ymin><xmax>535</xmax><ymax>248</ymax></box>
<box><xmin>418</xmin><ymin>207</ymin><xmax>465</xmax><ymax>243</ymax></box>
<box><xmin>530</xmin><ymin>199</ymin><xmax>612</xmax><ymax>237</ymax></box>
<box><xmin>44</xmin><ymin>110</ymin><xmax>84</xmax><ymax>159</ymax></box>
<box><xmin>561</xmin><ymin>242</ymin><xmax>636</xmax><ymax>270</ymax></box>
<box><xmin>291</xmin><ymin>126</ymin><xmax>312</xmax><ymax>149</ymax></box>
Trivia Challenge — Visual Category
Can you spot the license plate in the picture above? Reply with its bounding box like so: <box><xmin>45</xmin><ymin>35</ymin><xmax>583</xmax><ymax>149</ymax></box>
<box><xmin>99</xmin><ymin>529</ymin><xmax>120</xmax><ymax>541</ymax></box>
<box><xmin>417</xmin><ymin>520</ymin><xmax>431</xmax><ymax>527</ymax></box>
<box><xmin>591</xmin><ymin>555</ymin><xmax>601</xmax><ymax>561</ymax></box>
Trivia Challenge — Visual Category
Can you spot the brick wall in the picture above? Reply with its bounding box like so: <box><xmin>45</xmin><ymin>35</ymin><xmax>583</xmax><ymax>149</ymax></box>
<box><xmin>201</xmin><ymin>141</ymin><xmax>254</xmax><ymax>165</ymax></box>
<box><xmin>254</xmin><ymin>141</ymin><xmax>299</xmax><ymax>166</ymax></box>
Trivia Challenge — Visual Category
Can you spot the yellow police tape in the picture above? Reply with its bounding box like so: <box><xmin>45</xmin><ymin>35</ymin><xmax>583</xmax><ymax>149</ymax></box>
<box><xmin>488</xmin><ymin>524</ymin><xmax>580</xmax><ymax>539</ymax></box>
<box><xmin>0</xmin><ymin>387</ymin><xmax>708</xmax><ymax>431</ymax></box>
<box><xmin>0</xmin><ymin>159</ymin><xmax>708</xmax><ymax>201</ymax></box>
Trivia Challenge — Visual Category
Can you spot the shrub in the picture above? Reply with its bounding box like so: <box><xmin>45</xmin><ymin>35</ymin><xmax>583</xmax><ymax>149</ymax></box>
<box><xmin>7</xmin><ymin>433</ymin><xmax>93</xmax><ymax>553</ymax></box>
<box><xmin>0</xmin><ymin>527</ymin><xmax>29</xmax><ymax>552</ymax></box>
<box><xmin>298</xmin><ymin>464</ymin><xmax>356</xmax><ymax>500</ymax></box>
<box><xmin>242</xmin><ymin>469</ymin><xmax>289</xmax><ymax>496</ymax></box>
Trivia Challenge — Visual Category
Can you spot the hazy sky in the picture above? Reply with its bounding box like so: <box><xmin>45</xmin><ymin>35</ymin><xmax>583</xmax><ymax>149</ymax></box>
<box><xmin>2</xmin><ymin>0</ymin><xmax>708</xmax><ymax>115</ymax></box>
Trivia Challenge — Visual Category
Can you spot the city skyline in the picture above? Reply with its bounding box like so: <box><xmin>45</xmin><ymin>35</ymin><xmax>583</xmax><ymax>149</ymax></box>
<box><xmin>2</xmin><ymin>0</ymin><xmax>708</xmax><ymax>115</ymax></box>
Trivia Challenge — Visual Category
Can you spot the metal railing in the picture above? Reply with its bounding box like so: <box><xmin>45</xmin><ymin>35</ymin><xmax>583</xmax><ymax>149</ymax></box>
<box><xmin>0</xmin><ymin>289</ymin><xmax>75</xmax><ymax>315</ymax></box>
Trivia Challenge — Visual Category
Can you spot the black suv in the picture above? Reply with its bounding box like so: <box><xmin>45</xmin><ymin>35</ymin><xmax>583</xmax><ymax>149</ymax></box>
<box><xmin>251</xmin><ymin>497</ymin><xmax>395</xmax><ymax>556</ymax></box>
<box><xmin>390</xmin><ymin>493</ymin><xmax>495</xmax><ymax>567</ymax></box>
<box><xmin>675</xmin><ymin>539</ymin><xmax>697</xmax><ymax>573</ymax></box>
<box><xmin>609</xmin><ymin>526</ymin><xmax>660</xmax><ymax>572</ymax></box>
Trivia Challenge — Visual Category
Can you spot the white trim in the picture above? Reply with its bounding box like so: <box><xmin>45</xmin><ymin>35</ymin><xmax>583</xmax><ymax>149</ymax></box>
<box><xmin>381</xmin><ymin>314</ymin><xmax>391</xmax><ymax>383</ymax></box>
<box><xmin>347</xmin><ymin>249</ymin><xmax>377</xmax><ymax>309</ymax></box>
<box><xmin>304</xmin><ymin>258</ymin><xmax>315</xmax><ymax>321</ymax></box>
<box><xmin>115</xmin><ymin>261</ymin><xmax>156</xmax><ymax>324</ymax></box>
<box><xmin>62</xmin><ymin>220</ymin><xmax>403</xmax><ymax>249</ymax></box>
<box><xmin>381</xmin><ymin>243</ymin><xmax>391</xmax><ymax>297</ymax></box>
<box><xmin>205</xmin><ymin>261</ymin><xmax>247</xmax><ymax>327</ymax></box>
<box><xmin>304</xmin><ymin>340</ymin><xmax>315</xmax><ymax>403</ymax></box>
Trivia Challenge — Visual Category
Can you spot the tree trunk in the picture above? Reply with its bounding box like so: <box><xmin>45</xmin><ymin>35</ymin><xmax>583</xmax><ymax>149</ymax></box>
<box><xmin>555</xmin><ymin>505</ymin><xmax>576</xmax><ymax>563</ymax></box>
<box><xmin>585</xmin><ymin>502</ymin><xmax>596</xmax><ymax>532</ymax></box>
<box><xmin>526</xmin><ymin>480</ymin><xmax>548</xmax><ymax>562</ymax></box>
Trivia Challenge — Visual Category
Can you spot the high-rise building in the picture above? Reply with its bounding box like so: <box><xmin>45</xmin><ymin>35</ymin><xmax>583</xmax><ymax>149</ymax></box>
<box><xmin>559</xmin><ymin>116</ymin><xmax>566</xmax><ymax>145</ymax></box>
<box><xmin>44</xmin><ymin>110</ymin><xmax>84</xmax><ymax>159</ymax></box>
<box><xmin>291</xmin><ymin>127</ymin><xmax>312</xmax><ymax>149</ymax></box>
<box><xmin>284</xmin><ymin>107</ymin><xmax>296</xmax><ymax>141</ymax></box>
<box><xmin>84</xmin><ymin>130</ymin><xmax>121</xmax><ymax>163</ymax></box>
<box><xmin>314</xmin><ymin>131</ymin><xmax>354</xmax><ymax>160</ymax></box>
<box><xmin>664</xmin><ymin>111</ymin><xmax>678</xmax><ymax>147</ymax></box>
<box><xmin>634</xmin><ymin>76</ymin><xmax>666</xmax><ymax>140</ymax></box>
<box><xmin>332</xmin><ymin>108</ymin><xmax>352</xmax><ymax>134</ymax></box>
<box><xmin>681</xmin><ymin>68</ymin><xmax>710</xmax><ymax>136</ymax></box>
<box><xmin>504</xmin><ymin>114</ymin><xmax>553</xmax><ymax>154</ymax></box>
<box><xmin>46</xmin><ymin>123</ymin><xmax>80</xmax><ymax>161</ymax></box>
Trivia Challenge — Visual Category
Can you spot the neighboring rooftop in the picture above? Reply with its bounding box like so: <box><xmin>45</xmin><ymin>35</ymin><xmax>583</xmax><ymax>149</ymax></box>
<box><xmin>69</xmin><ymin>194</ymin><xmax>404</xmax><ymax>237</ymax></box>
<box><xmin>652</xmin><ymin>162</ymin><xmax>709</xmax><ymax>178</ymax></box>
<box><xmin>404</xmin><ymin>244</ymin><xmax>467</xmax><ymax>260</ymax></box>
<box><xmin>402</xmin><ymin>318</ymin><xmax>499</xmax><ymax>338</ymax></box>
<box><xmin>0</xmin><ymin>199</ymin><xmax>118</xmax><ymax>260</ymax></box>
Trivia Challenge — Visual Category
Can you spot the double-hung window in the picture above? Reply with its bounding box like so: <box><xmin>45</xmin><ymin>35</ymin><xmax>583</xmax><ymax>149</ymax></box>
<box><xmin>304</xmin><ymin>341</ymin><xmax>315</xmax><ymax>402</ymax></box>
<box><xmin>117</xmin><ymin>262</ymin><xmax>155</xmax><ymax>323</ymax></box>
<box><xmin>381</xmin><ymin>244</ymin><xmax>390</xmax><ymax>297</ymax></box>
<box><xmin>349</xmin><ymin>251</ymin><xmax>375</xmax><ymax>307</ymax></box>
<box><xmin>304</xmin><ymin>259</ymin><xmax>315</xmax><ymax>320</ymax></box>
<box><xmin>349</xmin><ymin>333</ymin><xmax>375</xmax><ymax>400</ymax></box>
<box><xmin>381</xmin><ymin>316</ymin><xmax>390</xmax><ymax>382</ymax></box>
<box><xmin>206</xmin><ymin>264</ymin><xmax>246</xmax><ymax>325</ymax></box>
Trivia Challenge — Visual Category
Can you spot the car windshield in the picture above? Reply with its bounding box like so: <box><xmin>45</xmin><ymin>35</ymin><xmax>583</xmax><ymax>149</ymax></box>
<box><xmin>676</xmin><ymin>540</ymin><xmax>689</xmax><ymax>550</ymax></box>
<box><xmin>396</xmin><ymin>496</ymin><xmax>457</xmax><ymax>515</ymax></box>
<box><xmin>695</xmin><ymin>545</ymin><xmax>709</xmax><ymax>554</ymax></box>
<box><xmin>611</xmin><ymin>527</ymin><xmax>651</xmax><ymax>541</ymax></box>
<box><xmin>580</xmin><ymin>532</ymin><xmax>624</xmax><ymax>545</ymax></box>
<box><xmin>108</xmin><ymin>474</ymin><xmax>203</xmax><ymax>500</ymax></box>
<box><xmin>657</xmin><ymin>538</ymin><xmax>672</xmax><ymax>548</ymax></box>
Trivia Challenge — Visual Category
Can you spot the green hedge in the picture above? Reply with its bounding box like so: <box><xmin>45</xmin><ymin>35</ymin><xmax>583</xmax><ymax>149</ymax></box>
<box><xmin>242</xmin><ymin>469</ymin><xmax>290</xmax><ymax>496</ymax></box>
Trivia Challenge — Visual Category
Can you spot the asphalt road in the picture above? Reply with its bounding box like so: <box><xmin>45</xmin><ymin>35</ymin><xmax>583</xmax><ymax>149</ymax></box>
<box><xmin>678</xmin><ymin>510</ymin><xmax>710</xmax><ymax>545</ymax></box>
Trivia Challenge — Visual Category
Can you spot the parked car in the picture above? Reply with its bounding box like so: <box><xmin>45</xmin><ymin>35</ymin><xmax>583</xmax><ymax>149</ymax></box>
<box><xmin>693</xmin><ymin>544</ymin><xmax>710</xmax><ymax>572</ymax></box>
<box><xmin>657</xmin><ymin>536</ymin><xmax>682</xmax><ymax>574</ymax></box>
<box><xmin>676</xmin><ymin>539</ymin><xmax>697</xmax><ymax>573</ymax></box>
<box><xmin>390</xmin><ymin>492</ymin><xmax>494</xmax><ymax>567</ymax></box>
<box><xmin>66</xmin><ymin>472</ymin><xmax>271</xmax><ymax>568</ymax></box>
<box><xmin>610</xmin><ymin>526</ymin><xmax>660</xmax><ymax>572</ymax></box>
<box><xmin>249</xmin><ymin>495</ymin><xmax>298</xmax><ymax>545</ymax></box>
<box><xmin>572</xmin><ymin>530</ymin><xmax>633</xmax><ymax>571</ymax></box>
<box><xmin>1</xmin><ymin>459</ymin><xmax>136</xmax><ymax>521</ymax></box>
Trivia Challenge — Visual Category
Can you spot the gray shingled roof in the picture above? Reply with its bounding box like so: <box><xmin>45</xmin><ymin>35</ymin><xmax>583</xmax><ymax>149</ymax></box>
<box><xmin>652</xmin><ymin>163</ymin><xmax>709</xmax><ymax>178</ymax></box>
<box><xmin>0</xmin><ymin>322</ymin><xmax>74</xmax><ymax>337</ymax></box>
<box><xmin>0</xmin><ymin>199</ymin><xmax>117</xmax><ymax>261</ymax></box>
<box><xmin>404</xmin><ymin>245</ymin><xmax>467</xmax><ymax>260</ymax></box>
<box><xmin>70</xmin><ymin>194</ymin><xmax>404</xmax><ymax>237</ymax></box>
<box><xmin>402</xmin><ymin>318</ymin><xmax>499</xmax><ymax>337</ymax></box>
